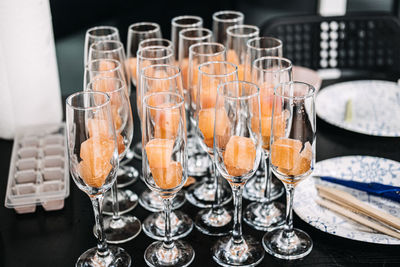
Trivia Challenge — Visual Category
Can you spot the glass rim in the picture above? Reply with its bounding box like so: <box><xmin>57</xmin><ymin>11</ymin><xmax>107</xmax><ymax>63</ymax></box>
<box><xmin>252</xmin><ymin>56</ymin><xmax>292</xmax><ymax>74</ymax></box>
<box><xmin>128</xmin><ymin>22</ymin><xmax>161</xmax><ymax>34</ymax></box>
<box><xmin>86</xmin><ymin>58</ymin><xmax>122</xmax><ymax>73</ymax></box>
<box><xmin>189</xmin><ymin>42</ymin><xmax>226</xmax><ymax>57</ymax></box>
<box><xmin>140</xmin><ymin>64</ymin><xmax>181</xmax><ymax>81</ymax></box>
<box><xmin>171</xmin><ymin>15</ymin><xmax>203</xmax><ymax>27</ymax></box>
<box><xmin>179</xmin><ymin>28</ymin><xmax>213</xmax><ymax>41</ymax></box>
<box><xmin>198</xmin><ymin>61</ymin><xmax>238</xmax><ymax>78</ymax></box>
<box><xmin>274</xmin><ymin>81</ymin><xmax>316</xmax><ymax>100</ymax></box>
<box><xmin>247</xmin><ymin>36</ymin><xmax>283</xmax><ymax>51</ymax></box>
<box><xmin>86</xmin><ymin>25</ymin><xmax>119</xmax><ymax>38</ymax></box>
<box><xmin>66</xmin><ymin>91</ymin><xmax>110</xmax><ymax>111</ymax></box>
<box><xmin>226</xmin><ymin>24</ymin><xmax>259</xmax><ymax>38</ymax></box>
<box><xmin>89</xmin><ymin>40</ymin><xmax>124</xmax><ymax>53</ymax></box>
<box><xmin>212</xmin><ymin>10</ymin><xmax>244</xmax><ymax>22</ymax></box>
<box><xmin>86</xmin><ymin>77</ymin><xmax>126</xmax><ymax>94</ymax></box>
<box><xmin>136</xmin><ymin>46</ymin><xmax>174</xmax><ymax>61</ymax></box>
<box><xmin>143</xmin><ymin>91</ymin><xmax>184</xmax><ymax>110</ymax></box>
<box><xmin>139</xmin><ymin>38</ymin><xmax>174</xmax><ymax>49</ymax></box>
<box><xmin>217</xmin><ymin>80</ymin><xmax>260</xmax><ymax>101</ymax></box>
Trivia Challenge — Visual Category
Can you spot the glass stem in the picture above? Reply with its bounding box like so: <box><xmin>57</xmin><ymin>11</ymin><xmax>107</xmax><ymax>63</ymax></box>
<box><xmin>163</xmin><ymin>198</ymin><xmax>174</xmax><ymax>249</ymax></box>
<box><xmin>211</xmin><ymin>160</ymin><xmax>222</xmax><ymax>213</ymax></box>
<box><xmin>231</xmin><ymin>184</ymin><xmax>244</xmax><ymax>244</ymax></box>
<box><xmin>90</xmin><ymin>195</ymin><xmax>109</xmax><ymax>256</ymax></box>
<box><xmin>283</xmin><ymin>184</ymin><xmax>295</xmax><ymax>238</ymax></box>
<box><xmin>263</xmin><ymin>152</ymin><xmax>271</xmax><ymax>203</ymax></box>
<box><xmin>111</xmin><ymin>179</ymin><xmax>120</xmax><ymax>221</ymax></box>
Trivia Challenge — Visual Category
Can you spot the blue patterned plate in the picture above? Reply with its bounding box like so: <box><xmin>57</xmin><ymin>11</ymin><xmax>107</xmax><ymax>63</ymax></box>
<box><xmin>294</xmin><ymin>155</ymin><xmax>400</xmax><ymax>245</ymax></box>
<box><xmin>316</xmin><ymin>80</ymin><xmax>400</xmax><ymax>137</ymax></box>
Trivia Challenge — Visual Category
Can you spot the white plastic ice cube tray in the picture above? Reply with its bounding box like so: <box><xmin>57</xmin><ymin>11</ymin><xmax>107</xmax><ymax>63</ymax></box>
<box><xmin>4</xmin><ymin>123</ymin><xmax>70</xmax><ymax>213</ymax></box>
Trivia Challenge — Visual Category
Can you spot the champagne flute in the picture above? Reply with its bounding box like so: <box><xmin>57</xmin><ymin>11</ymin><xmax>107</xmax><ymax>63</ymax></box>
<box><xmin>84</xmin><ymin>26</ymin><xmax>120</xmax><ymax>65</ymax></box>
<box><xmin>84</xmin><ymin>59</ymin><xmax>139</xmax><ymax>216</ymax></box>
<box><xmin>263</xmin><ymin>81</ymin><xmax>316</xmax><ymax>260</ymax></box>
<box><xmin>139</xmin><ymin>38</ymin><xmax>173</xmax><ymax>51</ymax></box>
<box><xmin>226</xmin><ymin>24</ymin><xmax>259</xmax><ymax>81</ymax></box>
<box><xmin>212</xmin><ymin>10</ymin><xmax>244</xmax><ymax>44</ymax></box>
<box><xmin>86</xmin><ymin>77</ymin><xmax>141</xmax><ymax>244</ymax></box>
<box><xmin>140</xmin><ymin>64</ymin><xmax>193</xmax><ymax>241</ymax></box>
<box><xmin>212</xmin><ymin>80</ymin><xmax>264</xmax><ymax>266</ymax></box>
<box><xmin>66</xmin><ymin>91</ymin><xmax>130</xmax><ymax>266</ymax></box>
<box><xmin>185</xmin><ymin>42</ymin><xmax>228</xmax><ymax>207</ymax></box>
<box><xmin>171</xmin><ymin>15</ymin><xmax>203</xmax><ymax>61</ymax></box>
<box><xmin>243</xmin><ymin>36</ymin><xmax>284</xmax><ymax>202</ymax></box>
<box><xmin>142</xmin><ymin>91</ymin><xmax>195</xmax><ymax>266</ymax></box>
<box><xmin>194</xmin><ymin>61</ymin><xmax>238</xmax><ymax>236</ymax></box>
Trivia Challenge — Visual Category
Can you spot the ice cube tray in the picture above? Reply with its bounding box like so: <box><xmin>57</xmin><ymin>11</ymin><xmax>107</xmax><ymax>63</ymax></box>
<box><xmin>4</xmin><ymin>123</ymin><xmax>69</xmax><ymax>214</ymax></box>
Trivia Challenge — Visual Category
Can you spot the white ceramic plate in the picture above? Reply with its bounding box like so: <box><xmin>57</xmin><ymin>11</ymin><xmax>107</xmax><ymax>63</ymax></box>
<box><xmin>294</xmin><ymin>155</ymin><xmax>400</xmax><ymax>245</ymax></box>
<box><xmin>316</xmin><ymin>80</ymin><xmax>400</xmax><ymax>137</ymax></box>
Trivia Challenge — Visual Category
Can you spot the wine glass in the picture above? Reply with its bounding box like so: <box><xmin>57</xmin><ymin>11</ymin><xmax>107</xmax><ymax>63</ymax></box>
<box><xmin>243</xmin><ymin>36</ymin><xmax>284</xmax><ymax>202</ymax></box>
<box><xmin>126</xmin><ymin>22</ymin><xmax>162</xmax><ymax>86</ymax></box>
<box><xmin>139</xmin><ymin>38</ymin><xmax>174</xmax><ymax>51</ymax></box>
<box><xmin>262</xmin><ymin>81</ymin><xmax>316</xmax><ymax>260</ymax></box>
<box><xmin>139</xmin><ymin>64</ymin><xmax>193</xmax><ymax>241</ymax></box>
<box><xmin>226</xmin><ymin>24</ymin><xmax>259</xmax><ymax>81</ymax></box>
<box><xmin>86</xmin><ymin>77</ymin><xmax>141</xmax><ymax>244</ymax></box>
<box><xmin>185</xmin><ymin>42</ymin><xmax>227</xmax><ymax>207</ymax></box>
<box><xmin>84</xmin><ymin>26</ymin><xmax>120</xmax><ymax>65</ymax></box>
<box><xmin>65</xmin><ymin>91</ymin><xmax>130</xmax><ymax>266</ymax></box>
<box><xmin>212</xmin><ymin>10</ymin><xmax>244</xmax><ymax>44</ymax></box>
<box><xmin>194</xmin><ymin>61</ymin><xmax>238</xmax><ymax>236</ymax></box>
<box><xmin>142</xmin><ymin>91</ymin><xmax>195</xmax><ymax>266</ymax></box>
<box><xmin>171</xmin><ymin>15</ymin><xmax>203</xmax><ymax>61</ymax></box>
<box><xmin>84</xmin><ymin>59</ymin><xmax>139</xmax><ymax>216</ymax></box>
<box><xmin>212</xmin><ymin>80</ymin><xmax>264</xmax><ymax>266</ymax></box>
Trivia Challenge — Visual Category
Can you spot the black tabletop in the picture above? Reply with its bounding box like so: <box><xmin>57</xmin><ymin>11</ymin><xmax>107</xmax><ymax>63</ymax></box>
<box><xmin>1</xmin><ymin>76</ymin><xmax>400</xmax><ymax>267</ymax></box>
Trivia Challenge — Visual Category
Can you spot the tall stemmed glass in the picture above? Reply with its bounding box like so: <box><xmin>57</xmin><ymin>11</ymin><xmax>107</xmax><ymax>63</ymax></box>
<box><xmin>243</xmin><ymin>36</ymin><xmax>284</xmax><ymax>202</ymax></box>
<box><xmin>212</xmin><ymin>10</ymin><xmax>244</xmax><ymax>44</ymax></box>
<box><xmin>171</xmin><ymin>15</ymin><xmax>203</xmax><ymax>61</ymax></box>
<box><xmin>84</xmin><ymin>59</ymin><xmax>139</xmax><ymax>215</ymax></box>
<box><xmin>88</xmin><ymin>40</ymin><xmax>140</xmax><ymax>186</ymax></box>
<box><xmin>66</xmin><ymin>91</ymin><xmax>131</xmax><ymax>266</ymax></box>
<box><xmin>226</xmin><ymin>24</ymin><xmax>259</xmax><ymax>81</ymax></box>
<box><xmin>263</xmin><ymin>81</ymin><xmax>316</xmax><ymax>260</ymax></box>
<box><xmin>244</xmin><ymin>56</ymin><xmax>292</xmax><ymax>231</ymax></box>
<box><xmin>86</xmin><ymin>77</ymin><xmax>141</xmax><ymax>244</ymax></box>
<box><xmin>142</xmin><ymin>92</ymin><xmax>195</xmax><ymax>267</ymax></box>
<box><xmin>194</xmin><ymin>61</ymin><xmax>237</xmax><ymax>236</ymax></box>
<box><xmin>140</xmin><ymin>64</ymin><xmax>193</xmax><ymax>240</ymax></box>
<box><xmin>185</xmin><ymin>42</ymin><xmax>230</xmax><ymax>207</ymax></box>
<box><xmin>212</xmin><ymin>80</ymin><xmax>264</xmax><ymax>266</ymax></box>
<box><xmin>84</xmin><ymin>26</ymin><xmax>120</xmax><ymax>65</ymax></box>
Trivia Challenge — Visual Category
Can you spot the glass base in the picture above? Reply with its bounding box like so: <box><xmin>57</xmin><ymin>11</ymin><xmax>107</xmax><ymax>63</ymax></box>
<box><xmin>187</xmin><ymin>153</ymin><xmax>210</xmax><ymax>177</ymax></box>
<box><xmin>103</xmin><ymin>189</ymin><xmax>138</xmax><ymax>215</ymax></box>
<box><xmin>244</xmin><ymin>201</ymin><xmax>285</xmax><ymax>231</ymax></box>
<box><xmin>139</xmin><ymin>189</ymin><xmax>185</xmax><ymax>212</ymax></box>
<box><xmin>76</xmin><ymin>246</ymin><xmax>131</xmax><ymax>267</ymax></box>
<box><xmin>144</xmin><ymin>240</ymin><xmax>195</xmax><ymax>267</ymax></box>
<box><xmin>133</xmin><ymin>142</ymin><xmax>142</xmax><ymax>160</ymax></box>
<box><xmin>243</xmin><ymin>176</ymin><xmax>284</xmax><ymax>202</ymax></box>
<box><xmin>195</xmin><ymin>207</ymin><xmax>232</xmax><ymax>236</ymax></box>
<box><xmin>116</xmin><ymin>165</ymin><xmax>139</xmax><ymax>188</ymax></box>
<box><xmin>143</xmin><ymin>210</ymin><xmax>193</xmax><ymax>240</ymax></box>
<box><xmin>186</xmin><ymin>179</ymin><xmax>232</xmax><ymax>208</ymax></box>
<box><xmin>120</xmin><ymin>147</ymin><xmax>134</xmax><ymax>166</ymax></box>
<box><xmin>212</xmin><ymin>235</ymin><xmax>265</xmax><ymax>267</ymax></box>
<box><xmin>98</xmin><ymin>215</ymin><xmax>141</xmax><ymax>244</ymax></box>
<box><xmin>262</xmin><ymin>228</ymin><xmax>313</xmax><ymax>260</ymax></box>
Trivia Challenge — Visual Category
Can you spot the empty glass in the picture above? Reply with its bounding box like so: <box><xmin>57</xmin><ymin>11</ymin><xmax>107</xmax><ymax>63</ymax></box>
<box><xmin>212</xmin><ymin>10</ymin><xmax>244</xmax><ymax>45</ymax></box>
<box><xmin>66</xmin><ymin>91</ymin><xmax>130</xmax><ymax>266</ymax></box>
<box><xmin>263</xmin><ymin>81</ymin><xmax>316</xmax><ymax>260</ymax></box>
<box><xmin>243</xmin><ymin>37</ymin><xmax>284</xmax><ymax>202</ymax></box>
<box><xmin>139</xmin><ymin>38</ymin><xmax>174</xmax><ymax>51</ymax></box>
<box><xmin>194</xmin><ymin>61</ymin><xmax>238</xmax><ymax>236</ymax></box>
<box><xmin>211</xmin><ymin>81</ymin><xmax>264</xmax><ymax>266</ymax></box>
<box><xmin>186</xmin><ymin>42</ymin><xmax>226</xmax><ymax>207</ymax></box>
<box><xmin>244</xmin><ymin>56</ymin><xmax>292</xmax><ymax>231</ymax></box>
<box><xmin>226</xmin><ymin>24</ymin><xmax>259</xmax><ymax>81</ymax></box>
<box><xmin>142</xmin><ymin>92</ymin><xmax>195</xmax><ymax>266</ymax></box>
<box><xmin>171</xmin><ymin>15</ymin><xmax>203</xmax><ymax>61</ymax></box>
<box><xmin>84</xmin><ymin>26</ymin><xmax>120</xmax><ymax>66</ymax></box>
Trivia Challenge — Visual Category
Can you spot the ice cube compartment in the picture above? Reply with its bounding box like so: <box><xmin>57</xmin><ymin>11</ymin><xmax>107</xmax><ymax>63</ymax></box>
<box><xmin>5</xmin><ymin>123</ymin><xmax>69</xmax><ymax>214</ymax></box>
